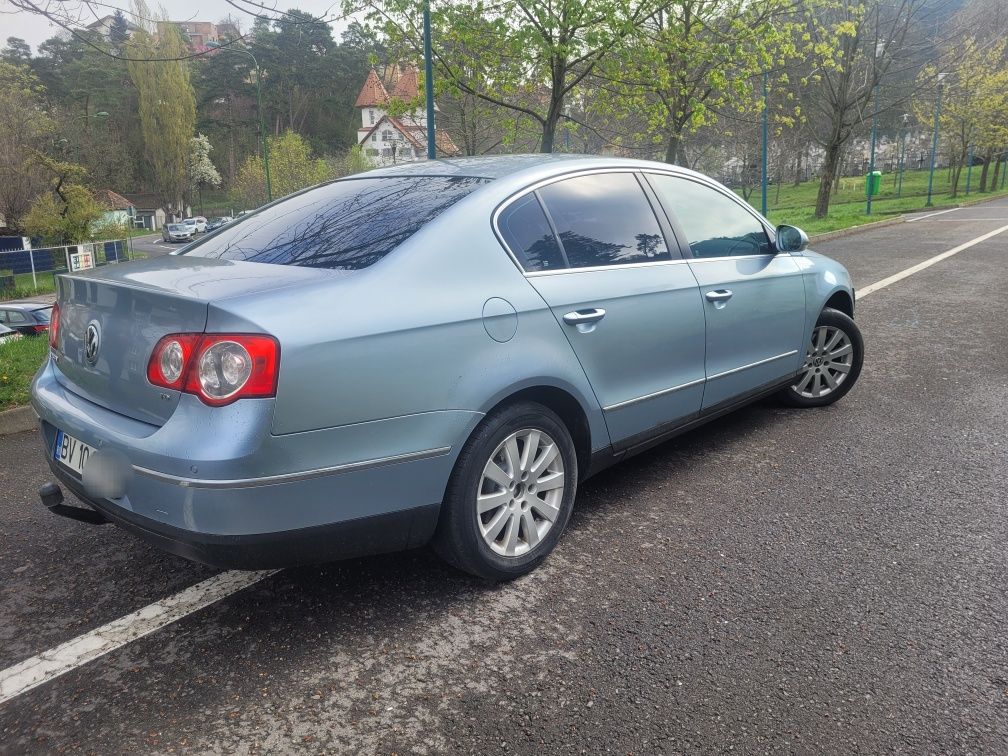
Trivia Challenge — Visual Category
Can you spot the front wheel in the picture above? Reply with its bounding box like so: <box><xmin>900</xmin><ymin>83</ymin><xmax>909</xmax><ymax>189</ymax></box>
<box><xmin>778</xmin><ymin>307</ymin><xmax>864</xmax><ymax>408</ymax></box>
<box><xmin>433</xmin><ymin>401</ymin><xmax>577</xmax><ymax>581</ymax></box>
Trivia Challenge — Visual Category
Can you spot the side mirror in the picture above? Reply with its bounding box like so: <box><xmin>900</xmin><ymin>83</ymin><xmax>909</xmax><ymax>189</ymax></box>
<box><xmin>775</xmin><ymin>224</ymin><xmax>808</xmax><ymax>253</ymax></box>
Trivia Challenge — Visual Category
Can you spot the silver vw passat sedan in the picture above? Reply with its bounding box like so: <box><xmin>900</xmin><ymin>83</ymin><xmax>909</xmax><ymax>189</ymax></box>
<box><xmin>32</xmin><ymin>155</ymin><xmax>863</xmax><ymax>580</ymax></box>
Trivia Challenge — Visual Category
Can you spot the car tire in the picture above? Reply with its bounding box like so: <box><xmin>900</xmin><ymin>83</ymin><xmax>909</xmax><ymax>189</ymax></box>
<box><xmin>778</xmin><ymin>307</ymin><xmax>864</xmax><ymax>408</ymax></box>
<box><xmin>433</xmin><ymin>401</ymin><xmax>578</xmax><ymax>581</ymax></box>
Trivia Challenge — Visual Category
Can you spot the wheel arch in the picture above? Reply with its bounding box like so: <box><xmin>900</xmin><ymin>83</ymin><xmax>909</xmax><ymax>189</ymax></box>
<box><xmin>823</xmin><ymin>288</ymin><xmax>854</xmax><ymax>317</ymax></box>
<box><xmin>478</xmin><ymin>382</ymin><xmax>599</xmax><ymax>479</ymax></box>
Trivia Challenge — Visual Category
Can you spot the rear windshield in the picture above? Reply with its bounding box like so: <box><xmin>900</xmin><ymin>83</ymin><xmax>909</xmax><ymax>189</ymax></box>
<box><xmin>181</xmin><ymin>175</ymin><xmax>489</xmax><ymax>270</ymax></box>
<box><xmin>33</xmin><ymin>307</ymin><xmax>52</xmax><ymax>323</ymax></box>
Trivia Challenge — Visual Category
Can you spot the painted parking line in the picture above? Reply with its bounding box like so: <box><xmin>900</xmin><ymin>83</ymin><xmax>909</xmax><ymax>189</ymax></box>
<box><xmin>0</xmin><ymin>569</ymin><xmax>278</xmax><ymax>705</ymax></box>
<box><xmin>904</xmin><ymin>208</ymin><xmax>959</xmax><ymax>222</ymax></box>
<box><xmin>3</xmin><ymin>221</ymin><xmax>1008</xmax><ymax>707</ymax></box>
<box><xmin>858</xmin><ymin>223</ymin><xmax>1008</xmax><ymax>299</ymax></box>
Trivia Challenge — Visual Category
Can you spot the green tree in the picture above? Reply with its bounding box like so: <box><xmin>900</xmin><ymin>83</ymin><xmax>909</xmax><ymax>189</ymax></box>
<box><xmin>126</xmin><ymin>3</ymin><xmax>196</xmax><ymax>210</ymax></box>
<box><xmin>21</xmin><ymin>156</ymin><xmax>105</xmax><ymax>244</ymax></box>
<box><xmin>915</xmin><ymin>38</ymin><xmax>1008</xmax><ymax>198</ymax></box>
<box><xmin>232</xmin><ymin>130</ymin><xmax>331</xmax><ymax>208</ymax></box>
<box><xmin>1</xmin><ymin>37</ymin><xmax>31</xmax><ymax>64</ymax></box>
<box><xmin>365</xmin><ymin>0</ymin><xmax>658</xmax><ymax>153</ymax></box>
<box><xmin>0</xmin><ymin>61</ymin><xmax>54</xmax><ymax>231</ymax></box>
<box><xmin>594</xmin><ymin>0</ymin><xmax>800</xmax><ymax>165</ymax></box>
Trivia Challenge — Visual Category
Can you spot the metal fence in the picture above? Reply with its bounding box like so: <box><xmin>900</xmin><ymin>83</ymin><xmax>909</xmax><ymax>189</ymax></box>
<box><xmin>0</xmin><ymin>239</ymin><xmax>133</xmax><ymax>295</ymax></box>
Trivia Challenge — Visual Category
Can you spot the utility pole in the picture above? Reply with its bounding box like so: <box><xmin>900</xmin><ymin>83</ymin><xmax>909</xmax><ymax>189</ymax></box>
<box><xmin>866</xmin><ymin>42</ymin><xmax>885</xmax><ymax>216</ymax></box>
<box><xmin>897</xmin><ymin>114</ymin><xmax>909</xmax><ymax>197</ymax></box>
<box><xmin>423</xmin><ymin>0</ymin><xmax>436</xmax><ymax>160</ymax></box>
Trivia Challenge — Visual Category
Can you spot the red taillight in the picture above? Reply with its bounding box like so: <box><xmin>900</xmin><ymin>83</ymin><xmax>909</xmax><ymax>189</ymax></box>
<box><xmin>147</xmin><ymin>333</ymin><xmax>279</xmax><ymax>406</ymax></box>
<box><xmin>33</xmin><ymin>324</ymin><xmax>49</xmax><ymax>334</ymax></box>
<box><xmin>48</xmin><ymin>303</ymin><xmax>60</xmax><ymax>349</ymax></box>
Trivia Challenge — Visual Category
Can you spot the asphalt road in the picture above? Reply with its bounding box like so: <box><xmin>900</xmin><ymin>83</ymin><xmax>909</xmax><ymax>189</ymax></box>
<box><xmin>130</xmin><ymin>233</ymin><xmax>177</xmax><ymax>259</ymax></box>
<box><xmin>2</xmin><ymin>200</ymin><xmax>1006</xmax><ymax>753</ymax></box>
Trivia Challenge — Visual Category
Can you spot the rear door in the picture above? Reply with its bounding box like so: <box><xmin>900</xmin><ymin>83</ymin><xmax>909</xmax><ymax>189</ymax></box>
<box><xmin>645</xmin><ymin>173</ymin><xmax>806</xmax><ymax>410</ymax></box>
<box><xmin>498</xmin><ymin>171</ymin><xmax>707</xmax><ymax>447</ymax></box>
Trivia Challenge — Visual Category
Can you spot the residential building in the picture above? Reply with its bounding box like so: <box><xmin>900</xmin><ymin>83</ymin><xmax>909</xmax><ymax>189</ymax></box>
<box><xmin>354</xmin><ymin>66</ymin><xmax>459</xmax><ymax>166</ymax></box>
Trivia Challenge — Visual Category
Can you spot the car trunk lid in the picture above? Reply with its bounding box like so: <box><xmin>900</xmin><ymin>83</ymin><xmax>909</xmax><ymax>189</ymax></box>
<box><xmin>52</xmin><ymin>255</ymin><xmax>324</xmax><ymax>426</ymax></box>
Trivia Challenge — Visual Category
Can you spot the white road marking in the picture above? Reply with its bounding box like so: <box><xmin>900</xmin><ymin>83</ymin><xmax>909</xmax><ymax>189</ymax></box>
<box><xmin>919</xmin><ymin>217</ymin><xmax>1008</xmax><ymax>221</ymax></box>
<box><xmin>904</xmin><ymin>208</ymin><xmax>959</xmax><ymax>222</ymax></box>
<box><xmin>3</xmin><ymin>220</ymin><xmax>1008</xmax><ymax>707</ymax></box>
<box><xmin>0</xmin><ymin>569</ymin><xmax>279</xmax><ymax>705</ymax></box>
<box><xmin>858</xmin><ymin>223</ymin><xmax>1008</xmax><ymax>299</ymax></box>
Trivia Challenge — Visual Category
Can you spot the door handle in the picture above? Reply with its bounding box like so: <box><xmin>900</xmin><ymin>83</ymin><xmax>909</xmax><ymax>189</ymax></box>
<box><xmin>704</xmin><ymin>289</ymin><xmax>733</xmax><ymax>303</ymax></box>
<box><xmin>563</xmin><ymin>308</ymin><xmax>606</xmax><ymax>325</ymax></box>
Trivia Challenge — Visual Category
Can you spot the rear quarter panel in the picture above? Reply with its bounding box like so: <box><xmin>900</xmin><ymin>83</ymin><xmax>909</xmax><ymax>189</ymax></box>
<box><xmin>214</xmin><ymin>192</ymin><xmax>610</xmax><ymax>452</ymax></box>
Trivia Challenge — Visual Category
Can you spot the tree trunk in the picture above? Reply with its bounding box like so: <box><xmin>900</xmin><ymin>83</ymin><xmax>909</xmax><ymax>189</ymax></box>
<box><xmin>816</xmin><ymin>140</ymin><xmax>843</xmax><ymax>219</ymax></box>
<box><xmin>990</xmin><ymin>151</ymin><xmax>1002</xmax><ymax>192</ymax></box>
<box><xmin>979</xmin><ymin>148</ymin><xmax>993</xmax><ymax>192</ymax></box>
<box><xmin>794</xmin><ymin>146</ymin><xmax>803</xmax><ymax>186</ymax></box>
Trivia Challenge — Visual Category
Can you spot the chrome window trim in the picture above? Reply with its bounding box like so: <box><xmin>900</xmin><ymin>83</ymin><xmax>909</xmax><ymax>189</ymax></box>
<box><xmin>133</xmin><ymin>446</ymin><xmax>453</xmax><ymax>489</ymax></box>
<box><xmin>525</xmin><ymin>258</ymin><xmax>692</xmax><ymax>277</ymax></box>
<box><xmin>602</xmin><ymin>377</ymin><xmax>705</xmax><ymax>412</ymax></box>
<box><xmin>492</xmin><ymin>167</ymin><xmax>677</xmax><ymax>276</ymax></box>
<box><xmin>706</xmin><ymin>350</ymin><xmax>798</xmax><ymax>381</ymax></box>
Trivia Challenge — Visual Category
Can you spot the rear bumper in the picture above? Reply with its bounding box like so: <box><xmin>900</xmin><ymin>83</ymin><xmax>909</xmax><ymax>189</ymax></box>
<box><xmin>31</xmin><ymin>361</ymin><xmax>475</xmax><ymax>568</ymax></box>
<box><xmin>46</xmin><ymin>463</ymin><xmax>439</xmax><ymax>569</ymax></box>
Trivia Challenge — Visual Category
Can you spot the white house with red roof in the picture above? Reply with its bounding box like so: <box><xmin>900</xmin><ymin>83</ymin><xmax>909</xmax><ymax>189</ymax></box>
<box><xmin>354</xmin><ymin>66</ymin><xmax>459</xmax><ymax>165</ymax></box>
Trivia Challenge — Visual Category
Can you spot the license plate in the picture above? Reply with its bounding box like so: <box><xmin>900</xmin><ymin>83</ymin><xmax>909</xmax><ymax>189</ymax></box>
<box><xmin>53</xmin><ymin>429</ymin><xmax>93</xmax><ymax>476</ymax></box>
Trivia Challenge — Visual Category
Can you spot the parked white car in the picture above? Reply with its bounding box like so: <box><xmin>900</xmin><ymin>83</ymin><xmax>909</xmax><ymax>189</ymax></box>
<box><xmin>0</xmin><ymin>322</ymin><xmax>22</xmax><ymax>344</ymax></box>
<box><xmin>183</xmin><ymin>217</ymin><xmax>207</xmax><ymax>234</ymax></box>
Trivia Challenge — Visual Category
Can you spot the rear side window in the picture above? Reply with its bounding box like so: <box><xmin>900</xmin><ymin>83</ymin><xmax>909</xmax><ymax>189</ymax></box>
<box><xmin>537</xmin><ymin>173</ymin><xmax>671</xmax><ymax>268</ymax></box>
<box><xmin>646</xmin><ymin>174</ymin><xmax>771</xmax><ymax>258</ymax></box>
<box><xmin>4</xmin><ymin>310</ymin><xmax>26</xmax><ymax>324</ymax></box>
<box><xmin>496</xmin><ymin>193</ymin><xmax>566</xmax><ymax>272</ymax></box>
<box><xmin>182</xmin><ymin>175</ymin><xmax>489</xmax><ymax>270</ymax></box>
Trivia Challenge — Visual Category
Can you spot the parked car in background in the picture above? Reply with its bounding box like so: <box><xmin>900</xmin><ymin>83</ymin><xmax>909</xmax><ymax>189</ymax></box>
<box><xmin>162</xmin><ymin>223</ymin><xmax>194</xmax><ymax>243</ymax></box>
<box><xmin>0</xmin><ymin>302</ymin><xmax>52</xmax><ymax>336</ymax></box>
<box><xmin>205</xmin><ymin>217</ymin><xmax>233</xmax><ymax>232</ymax></box>
<box><xmin>31</xmin><ymin>155</ymin><xmax>863</xmax><ymax>581</ymax></box>
<box><xmin>182</xmin><ymin>217</ymin><xmax>207</xmax><ymax>234</ymax></box>
<box><xmin>0</xmin><ymin>322</ymin><xmax>21</xmax><ymax>344</ymax></box>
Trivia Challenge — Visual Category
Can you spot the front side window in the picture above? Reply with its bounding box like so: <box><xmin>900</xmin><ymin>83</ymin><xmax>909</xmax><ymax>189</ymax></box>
<box><xmin>181</xmin><ymin>175</ymin><xmax>489</xmax><ymax>270</ymax></box>
<box><xmin>646</xmin><ymin>174</ymin><xmax>771</xmax><ymax>258</ymax></box>
<box><xmin>496</xmin><ymin>193</ymin><xmax>566</xmax><ymax>272</ymax></box>
<box><xmin>537</xmin><ymin>173</ymin><xmax>670</xmax><ymax>268</ymax></box>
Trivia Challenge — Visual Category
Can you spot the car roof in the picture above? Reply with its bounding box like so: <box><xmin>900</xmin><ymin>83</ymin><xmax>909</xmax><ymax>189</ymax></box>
<box><xmin>0</xmin><ymin>302</ymin><xmax>50</xmax><ymax>311</ymax></box>
<box><xmin>362</xmin><ymin>153</ymin><xmax>710</xmax><ymax>182</ymax></box>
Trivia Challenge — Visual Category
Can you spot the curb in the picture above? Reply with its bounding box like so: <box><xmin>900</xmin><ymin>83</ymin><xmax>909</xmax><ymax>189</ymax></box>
<box><xmin>810</xmin><ymin>215</ymin><xmax>907</xmax><ymax>243</ymax></box>
<box><xmin>0</xmin><ymin>405</ymin><xmax>37</xmax><ymax>437</ymax></box>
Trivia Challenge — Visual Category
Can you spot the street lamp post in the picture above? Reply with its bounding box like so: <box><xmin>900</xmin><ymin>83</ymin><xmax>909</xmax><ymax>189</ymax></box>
<box><xmin>866</xmin><ymin>42</ymin><xmax>885</xmax><ymax>216</ymax></box>
<box><xmin>965</xmin><ymin>144</ymin><xmax>973</xmax><ymax>195</ymax></box>
<box><xmin>761</xmin><ymin>70</ymin><xmax>768</xmax><ymax>217</ymax></box>
<box><xmin>423</xmin><ymin>0</ymin><xmax>436</xmax><ymax>160</ymax></box>
<box><xmin>926</xmin><ymin>73</ymin><xmax>947</xmax><ymax>207</ymax></box>
<box><xmin>207</xmin><ymin>42</ymin><xmax>271</xmax><ymax>202</ymax></box>
<box><xmin>896</xmin><ymin>113</ymin><xmax>909</xmax><ymax>197</ymax></box>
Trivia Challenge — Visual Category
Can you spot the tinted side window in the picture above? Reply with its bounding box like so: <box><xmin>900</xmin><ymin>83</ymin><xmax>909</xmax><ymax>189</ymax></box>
<box><xmin>647</xmin><ymin>174</ymin><xmax>771</xmax><ymax>258</ymax></box>
<box><xmin>497</xmin><ymin>193</ymin><xmax>566</xmax><ymax>272</ymax></box>
<box><xmin>538</xmin><ymin>173</ymin><xmax>671</xmax><ymax>268</ymax></box>
<box><xmin>5</xmin><ymin>310</ymin><xmax>26</xmax><ymax>324</ymax></box>
<box><xmin>182</xmin><ymin>175</ymin><xmax>489</xmax><ymax>270</ymax></box>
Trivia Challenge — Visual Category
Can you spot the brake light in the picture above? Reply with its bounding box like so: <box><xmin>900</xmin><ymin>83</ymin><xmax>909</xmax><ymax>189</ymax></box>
<box><xmin>49</xmin><ymin>303</ymin><xmax>60</xmax><ymax>349</ymax></box>
<box><xmin>33</xmin><ymin>324</ymin><xmax>49</xmax><ymax>334</ymax></box>
<box><xmin>147</xmin><ymin>333</ymin><xmax>279</xmax><ymax>406</ymax></box>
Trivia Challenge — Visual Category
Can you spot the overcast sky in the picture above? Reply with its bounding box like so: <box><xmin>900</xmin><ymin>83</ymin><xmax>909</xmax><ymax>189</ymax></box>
<box><xmin>1</xmin><ymin>1</ymin><xmax>354</xmax><ymax>52</ymax></box>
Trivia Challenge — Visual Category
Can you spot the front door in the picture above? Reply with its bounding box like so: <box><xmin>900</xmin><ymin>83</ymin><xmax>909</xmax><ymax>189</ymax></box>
<box><xmin>644</xmin><ymin>173</ymin><xmax>806</xmax><ymax>410</ymax></box>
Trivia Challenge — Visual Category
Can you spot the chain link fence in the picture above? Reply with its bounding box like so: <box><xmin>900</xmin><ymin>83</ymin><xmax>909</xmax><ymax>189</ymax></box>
<box><xmin>0</xmin><ymin>239</ymin><xmax>133</xmax><ymax>298</ymax></box>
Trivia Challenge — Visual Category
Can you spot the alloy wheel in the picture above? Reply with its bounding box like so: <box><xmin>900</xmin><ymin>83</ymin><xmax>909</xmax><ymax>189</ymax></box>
<box><xmin>792</xmin><ymin>325</ymin><xmax>854</xmax><ymax>399</ymax></box>
<box><xmin>477</xmin><ymin>428</ymin><xmax>565</xmax><ymax>557</ymax></box>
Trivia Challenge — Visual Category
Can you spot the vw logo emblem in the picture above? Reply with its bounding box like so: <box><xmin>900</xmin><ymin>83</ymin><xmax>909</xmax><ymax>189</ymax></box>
<box><xmin>84</xmin><ymin>321</ymin><xmax>101</xmax><ymax>366</ymax></box>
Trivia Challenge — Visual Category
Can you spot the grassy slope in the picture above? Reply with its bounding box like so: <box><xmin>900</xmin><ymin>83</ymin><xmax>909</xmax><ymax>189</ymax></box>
<box><xmin>744</xmin><ymin>166</ymin><xmax>1008</xmax><ymax>235</ymax></box>
<box><xmin>0</xmin><ymin>336</ymin><xmax>48</xmax><ymax>410</ymax></box>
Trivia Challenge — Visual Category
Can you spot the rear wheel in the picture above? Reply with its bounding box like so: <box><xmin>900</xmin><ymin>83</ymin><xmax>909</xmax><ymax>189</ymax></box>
<box><xmin>779</xmin><ymin>307</ymin><xmax>863</xmax><ymax>407</ymax></box>
<box><xmin>433</xmin><ymin>401</ymin><xmax>577</xmax><ymax>581</ymax></box>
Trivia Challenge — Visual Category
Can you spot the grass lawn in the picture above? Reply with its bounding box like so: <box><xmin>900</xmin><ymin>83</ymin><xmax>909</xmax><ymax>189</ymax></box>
<box><xmin>743</xmin><ymin>166</ymin><xmax>1008</xmax><ymax>235</ymax></box>
<box><xmin>0</xmin><ymin>336</ymin><xmax>48</xmax><ymax>410</ymax></box>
